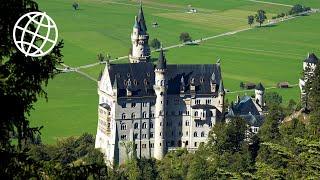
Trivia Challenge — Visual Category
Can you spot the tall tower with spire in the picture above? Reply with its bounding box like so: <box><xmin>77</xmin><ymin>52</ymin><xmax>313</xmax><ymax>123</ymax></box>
<box><xmin>129</xmin><ymin>3</ymin><xmax>150</xmax><ymax>63</ymax></box>
<box><xmin>153</xmin><ymin>49</ymin><xmax>167</xmax><ymax>160</ymax></box>
<box><xmin>218</xmin><ymin>80</ymin><xmax>225</xmax><ymax>113</ymax></box>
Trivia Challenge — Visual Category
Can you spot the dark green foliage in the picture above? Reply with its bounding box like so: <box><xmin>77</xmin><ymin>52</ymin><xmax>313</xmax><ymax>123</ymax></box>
<box><xmin>0</xmin><ymin>0</ymin><xmax>62</xmax><ymax>177</ymax></box>
<box><xmin>150</xmin><ymin>38</ymin><xmax>161</xmax><ymax>49</ymax></box>
<box><xmin>240</xmin><ymin>81</ymin><xmax>245</xmax><ymax>89</ymax></box>
<box><xmin>255</xmin><ymin>10</ymin><xmax>267</xmax><ymax>27</ymax></box>
<box><xmin>72</xmin><ymin>2</ymin><xmax>79</xmax><ymax>10</ymax></box>
<box><xmin>265</xmin><ymin>91</ymin><xmax>282</xmax><ymax>106</ymax></box>
<box><xmin>179</xmin><ymin>32</ymin><xmax>192</xmax><ymax>42</ymax></box>
<box><xmin>248</xmin><ymin>15</ymin><xmax>254</xmax><ymax>26</ymax></box>
<box><xmin>289</xmin><ymin>4</ymin><xmax>311</xmax><ymax>15</ymax></box>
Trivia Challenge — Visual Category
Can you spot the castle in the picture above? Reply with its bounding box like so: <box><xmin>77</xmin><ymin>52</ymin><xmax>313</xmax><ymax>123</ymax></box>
<box><xmin>94</xmin><ymin>5</ymin><xmax>226</xmax><ymax>165</ymax></box>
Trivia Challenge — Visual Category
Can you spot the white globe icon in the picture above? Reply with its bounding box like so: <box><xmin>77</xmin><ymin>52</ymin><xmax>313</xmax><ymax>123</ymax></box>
<box><xmin>13</xmin><ymin>12</ymin><xmax>58</xmax><ymax>57</ymax></box>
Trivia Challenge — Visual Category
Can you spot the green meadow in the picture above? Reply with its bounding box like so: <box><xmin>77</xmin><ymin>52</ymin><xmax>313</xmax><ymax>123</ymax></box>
<box><xmin>31</xmin><ymin>0</ymin><xmax>320</xmax><ymax>143</ymax></box>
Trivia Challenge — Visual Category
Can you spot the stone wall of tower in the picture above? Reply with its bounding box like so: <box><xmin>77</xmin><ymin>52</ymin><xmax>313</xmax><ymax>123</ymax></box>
<box><xmin>153</xmin><ymin>69</ymin><xmax>166</xmax><ymax>160</ymax></box>
<box><xmin>129</xmin><ymin>26</ymin><xmax>150</xmax><ymax>63</ymax></box>
<box><xmin>255</xmin><ymin>89</ymin><xmax>264</xmax><ymax>107</ymax></box>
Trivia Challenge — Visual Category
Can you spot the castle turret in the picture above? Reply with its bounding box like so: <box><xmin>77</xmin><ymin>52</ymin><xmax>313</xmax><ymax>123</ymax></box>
<box><xmin>153</xmin><ymin>49</ymin><xmax>167</xmax><ymax>160</ymax></box>
<box><xmin>255</xmin><ymin>83</ymin><xmax>265</xmax><ymax>107</ymax></box>
<box><xmin>129</xmin><ymin>3</ymin><xmax>150</xmax><ymax>63</ymax></box>
<box><xmin>218</xmin><ymin>80</ymin><xmax>225</xmax><ymax>112</ymax></box>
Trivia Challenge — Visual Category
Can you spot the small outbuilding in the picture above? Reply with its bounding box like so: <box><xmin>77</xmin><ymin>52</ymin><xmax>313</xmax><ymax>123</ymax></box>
<box><xmin>277</xmin><ymin>82</ymin><xmax>290</xmax><ymax>88</ymax></box>
<box><xmin>245</xmin><ymin>83</ymin><xmax>256</xmax><ymax>90</ymax></box>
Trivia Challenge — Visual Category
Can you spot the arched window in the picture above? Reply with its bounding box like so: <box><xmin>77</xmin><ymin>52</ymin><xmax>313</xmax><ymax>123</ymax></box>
<box><xmin>121</xmin><ymin>113</ymin><xmax>126</xmax><ymax>119</ymax></box>
<box><xmin>131</xmin><ymin>113</ymin><xmax>135</xmax><ymax>119</ymax></box>
<box><xmin>209</xmin><ymin>111</ymin><xmax>213</xmax><ymax>117</ymax></box>
<box><xmin>194</xmin><ymin>111</ymin><xmax>198</xmax><ymax>116</ymax></box>
<box><xmin>134</xmin><ymin>133</ymin><xmax>138</xmax><ymax>139</ymax></box>
<box><xmin>150</xmin><ymin>122</ymin><xmax>154</xmax><ymax>128</ymax></box>
<box><xmin>143</xmin><ymin>112</ymin><xmax>147</xmax><ymax>118</ymax></box>
<box><xmin>185</xmin><ymin>121</ymin><xmax>190</xmax><ymax>126</ymax></box>
<box><xmin>201</xmin><ymin>131</ymin><xmax>205</xmax><ymax>137</ymax></box>
<box><xmin>121</xmin><ymin>123</ymin><xmax>127</xmax><ymax>130</ymax></box>
<box><xmin>134</xmin><ymin>123</ymin><xmax>139</xmax><ymax>129</ymax></box>
<box><xmin>142</xmin><ymin>122</ymin><xmax>147</xmax><ymax>129</ymax></box>
<box><xmin>194</xmin><ymin>132</ymin><xmax>198</xmax><ymax>137</ymax></box>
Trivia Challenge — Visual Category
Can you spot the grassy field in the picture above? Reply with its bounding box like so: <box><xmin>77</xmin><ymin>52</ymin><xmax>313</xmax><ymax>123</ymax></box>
<box><xmin>31</xmin><ymin>0</ymin><xmax>320</xmax><ymax>144</ymax></box>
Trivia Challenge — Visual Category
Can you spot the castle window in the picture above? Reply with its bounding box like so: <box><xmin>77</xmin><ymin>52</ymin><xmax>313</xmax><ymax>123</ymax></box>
<box><xmin>131</xmin><ymin>113</ymin><xmax>136</xmax><ymax>119</ymax></box>
<box><xmin>201</xmin><ymin>131</ymin><xmax>205</xmax><ymax>137</ymax></box>
<box><xmin>185</xmin><ymin>141</ymin><xmax>189</xmax><ymax>146</ymax></box>
<box><xmin>127</xmin><ymin>73</ymin><xmax>130</xmax><ymax>77</ymax></box>
<box><xmin>186</xmin><ymin>131</ymin><xmax>189</xmax><ymax>136</ymax></box>
<box><xmin>178</xmin><ymin>111</ymin><xmax>183</xmax><ymax>115</ymax></box>
<box><xmin>142</xmin><ymin>134</ymin><xmax>147</xmax><ymax>139</ymax></box>
<box><xmin>209</xmin><ymin>111</ymin><xmax>213</xmax><ymax>117</ymax></box>
<box><xmin>143</xmin><ymin>112</ymin><xmax>147</xmax><ymax>118</ymax></box>
<box><xmin>195</xmin><ymin>122</ymin><xmax>200</xmax><ymax>127</ymax></box>
<box><xmin>134</xmin><ymin>133</ymin><xmax>138</xmax><ymax>139</ymax></box>
<box><xmin>150</xmin><ymin>132</ymin><xmax>154</xmax><ymax>138</ymax></box>
<box><xmin>178</xmin><ymin>140</ymin><xmax>182</xmax><ymax>147</ymax></box>
<box><xmin>195</xmin><ymin>100</ymin><xmax>201</xmax><ymax>104</ymax></box>
<box><xmin>200</xmin><ymin>77</ymin><xmax>204</xmax><ymax>83</ymax></box>
<box><xmin>150</xmin><ymin>122</ymin><xmax>154</xmax><ymax>128</ymax></box>
<box><xmin>121</xmin><ymin>103</ymin><xmax>126</xmax><ymax>108</ymax></box>
<box><xmin>206</xmin><ymin>99</ymin><xmax>212</xmax><ymax>104</ymax></box>
<box><xmin>121</xmin><ymin>113</ymin><xmax>126</xmax><ymax>119</ymax></box>
<box><xmin>144</xmin><ymin>79</ymin><xmax>148</xmax><ymax>85</ymax></box>
<box><xmin>194</xmin><ymin>142</ymin><xmax>198</xmax><ymax>147</ymax></box>
<box><xmin>150</xmin><ymin>143</ymin><xmax>154</xmax><ymax>148</ymax></box>
<box><xmin>134</xmin><ymin>123</ymin><xmax>139</xmax><ymax>129</ymax></box>
<box><xmin>133</xmin><ymin>79</ymin><xmax>138</xmax><ymax>85</ymax></box>
<box><xmin>142</xmin><ymin>102</ymin><xmax>147</xmax><ymax>107</ymax></box>
<box><xmin>194</xmin><ymin>132</ymin><xmax>198</xmax><ymax>137</ymax></box>
<box><xmin>142</xmin><ymin>144</ymin><xmax>146</xmax><ymax>148</ymax></box>
<box><xmin>209</xmin><ymin>122</ymin><xmax>213</xmax><ymax>127</ymax></box>
<box><xmin>185</xmin><ymin>121</ymin><xmax>190</xmax><ymax>126</ymax></box>
<box><xmin>194</xmin><ymin>111</ymin><xmax>198</xmax><ymax>117</ymax></box>
<box><xmin>142</xmin><ymin>122</ymin><xmax>147</xmax><ymax>129</ymax></box>
<box><xmin>160</xmin><ymin>122</ymin><xmax>162</xmax><ymax>126</ymax></box>
<box><xmin>120</xmin><ymin>135</ymin><xmax>127</xmax><ymax>140</ymax></box>
<box><xmin>160</xmin><ymin>132</ymin><xmax>162</xmax><ymax>136</ymax></box>
<box><xmin>120</xmin><ymin>123</ymin><xmax>127</xmax><ymax>130</ymax></box>
<box><xmin>135</xmin><ymin>144</ymin><xmax>137</xmax><ymax>149</ymax></box>
<box><xmin>131</xmin><ymin>103</ymin><xmax>136</xmax><ymax>108</ymax></box>
<box><xmin>151</xmin><ymin>113</ymin><xmax>155</xmax><ymax>118</ymax></box>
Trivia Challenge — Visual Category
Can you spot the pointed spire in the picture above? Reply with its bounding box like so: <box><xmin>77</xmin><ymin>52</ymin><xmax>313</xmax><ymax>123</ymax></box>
<box><xmin>113</xmin><ymin>76</ymin><xmax>118</xmax><ymax>89</ymax></box>
<box><xmin>180</xmin><ymin>75</ymin><xmax>185</xmax><ymax>85</ymax></box>
<box><xmin>218</xmin><ymin>80</ymin><xmax>225</xmax><ymax>94</ymax></box>
<box><xmin>137</xmin><ymin>1</ymin><xmax>147</xmax><ymax>32</ymax></box>
<box><xmin>156</xmin><ymin>49</ymin><xmax>167</xmax><ymax>70</ymax></box>
<box><xmin>256</xmin><ymin>82</ymin><xmax>265</xmax><ymax>91</ymax></box>
<box><xmin>133</xmin><ymin>16</ymin><xmax>139</xmax><ymax>29</ymax></box>
<box><xmin>211</xmin><ymin>72</ymin><xmax>215</xmax><ymax>82</ymax></box>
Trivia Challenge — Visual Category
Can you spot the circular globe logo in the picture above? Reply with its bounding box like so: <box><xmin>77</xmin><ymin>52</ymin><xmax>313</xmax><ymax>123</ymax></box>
<box><xmin>13</xmin><ymin>12</ymin><xmax>58</xmax><ymax>57</ymax></box>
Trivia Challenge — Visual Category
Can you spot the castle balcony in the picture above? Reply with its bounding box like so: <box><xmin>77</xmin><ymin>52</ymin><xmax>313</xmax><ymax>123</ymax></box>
<box><xmin>191</xmin><ymin>104</ymin><xmax>216</xmax><ymax>121</ymax></box>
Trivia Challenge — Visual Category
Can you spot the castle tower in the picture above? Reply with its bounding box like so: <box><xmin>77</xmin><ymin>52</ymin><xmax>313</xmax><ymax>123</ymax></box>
<box><xmin>129</xmin><ymin>3</ymin><xmax>150</xmax><ymax>63</ymax></box>
<box><xmin>218</xmin><ymin>80</ymin><xmax>225</xmax><ymax>113</ymax></box>
<box><xmin>153</xmin><ymin>49</ymin><xmax>167</xmax><ymax>160</ymax></box>
<box><xmin>255</xmin><ymin>83</ymin><xmax>265</xmax><ymax>107</ymax></box>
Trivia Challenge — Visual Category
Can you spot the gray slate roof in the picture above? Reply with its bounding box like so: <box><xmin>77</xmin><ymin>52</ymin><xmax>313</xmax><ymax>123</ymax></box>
<box><xmin>107</xmin><ymin>62</ymin><xmax>222</xmax><ymax>97</ymax></box>
<box><xmin>166</xmin><ymin>64</ymin><xmax>222</xmax><ymax>95</ymax></box>
<box><xmin>109</xmin><ymin>63</ymin><xmax>155</xmax><ymax>97</ymax></box>
<box><xmin>304</xmin><ymin>53</ymin><xmax>319</xmax><ymax>64</ymax></box>
<box><xmin>229</xmin><ymin>96</ymin><xmax>260</xmax><ymax>116</ymax></box>
<box><xmin>227</xmin><ymin>96</ymin><xmax>265</xmax><ymax>127</ymax></box>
